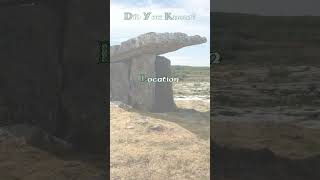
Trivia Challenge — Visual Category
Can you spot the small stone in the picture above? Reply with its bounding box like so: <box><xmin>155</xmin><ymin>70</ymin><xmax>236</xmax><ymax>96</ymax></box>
<box><xmin>148</xmin><ymin>124</ymin><xmax>165</xmax><ymax>132</ymax></box>
<box><xmin>125</xmin><ymin>126</ymin><xmax>134</xmax><ymax>129</ymax></box>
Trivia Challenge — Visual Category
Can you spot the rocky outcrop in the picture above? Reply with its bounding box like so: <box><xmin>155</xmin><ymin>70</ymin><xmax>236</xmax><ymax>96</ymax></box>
<box><xmin>3</xmin><ymin>124</ymin><xmax>73</xmax><ymax>152</ymax></box>
<box><xmin>111</xmin><ymin>32</ymin><xmax>206</xmax><ymax>112</ymax></box>
<box><xmin>213</xmin><ymin>143</ymin><xmax>320</xmax><ymax>180</ymax></box>
<box><xmin>0</xmin><ymin>126</ymin><xmax>106</xmax><ymax>180</ymax></box>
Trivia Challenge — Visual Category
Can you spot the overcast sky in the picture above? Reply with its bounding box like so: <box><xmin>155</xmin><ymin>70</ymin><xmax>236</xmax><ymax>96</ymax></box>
<box><xmin>212</xmin><ymin>0</ymin><xmax>320</xmax><ymax>16</ymax></box>
<box><xmin>111</xmin><ymin>0</ymin><xmax>210</xmax><ymax>67</ymax></box>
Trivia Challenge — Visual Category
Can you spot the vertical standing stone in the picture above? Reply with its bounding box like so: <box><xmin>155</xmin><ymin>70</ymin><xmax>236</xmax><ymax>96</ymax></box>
<box><xmin>110</xmin><ymin>61</ymin><xmax>130</xmax><ymax>104</ymax></box>
<box><xmin>129</xmin><ymin>54</ymin><xmax>157</xmax><ymax>112</ymax></box>
<box><xmin>129</xmin><ymin>55</ymin><xmax>176</xmax><ymax>112</ymax></box>
<box><xmin>153</xmin><ymin>56</ymin><xmax>176</xmax><ymax>112</ymax></box>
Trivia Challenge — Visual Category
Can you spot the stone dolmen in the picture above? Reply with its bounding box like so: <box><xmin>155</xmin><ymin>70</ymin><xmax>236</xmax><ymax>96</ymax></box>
<box><xmin>110</xmin><ymin>32</ymin><xmax>207</xmax><ymax>112</ymax></box>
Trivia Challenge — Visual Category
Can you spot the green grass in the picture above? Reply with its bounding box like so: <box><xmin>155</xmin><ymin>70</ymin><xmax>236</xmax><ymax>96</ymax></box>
<box><xmin>171</xmin><ymin>66</ymin><xmax>209</xmax><ymax>82</ymax></box>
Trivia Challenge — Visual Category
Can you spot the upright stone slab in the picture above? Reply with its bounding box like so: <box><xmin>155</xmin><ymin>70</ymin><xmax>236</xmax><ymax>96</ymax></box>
<box><xmin>129</xmin><ymin>54</ymin><xmax>157</xmax><ymax>112</ymax></box>
<box><xmin>110</xmin><ymin>61</ymin><xmax>130</xmax><ymax>104</ymax></box>
<box><xmin>129</xmin><ymin>55</ymin><xmax>176</xmax><ymax>112</ymax></box>
<box><xmin>154</xmin><ymin>56</ymin><xmax>176</xmax><ymax>112</ymax></box>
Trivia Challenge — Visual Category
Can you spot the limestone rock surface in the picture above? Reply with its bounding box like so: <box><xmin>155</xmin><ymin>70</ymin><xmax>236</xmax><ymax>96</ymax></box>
<box><xmin>110</xmin><ymin>32</ymin><xmax>207</xmax><ymax>62</ymax></box>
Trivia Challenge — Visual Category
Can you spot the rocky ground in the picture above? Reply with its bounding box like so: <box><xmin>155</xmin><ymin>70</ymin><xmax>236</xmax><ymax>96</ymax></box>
<box><xmin>212</xmin><ymin>12</ymin><xmax>320</xmax><ymax>180</ymax></box>
<box><xmin>110</xmin><ymin>101</ymin><xmax>210</xmax><ymax>180</ymax></box>
<box><xmin>171</xmin><ymin>58</ymin><xmax>320</xmax><ymax>179</ymax></box>
<box><xmin>213</xmin><ymin>64</ymin><xmax>320</xmax><ymax>158</ymax></box>
<box><xmin>212</xmin><ymin>64</ymin><xmax>320</xmax><ymax>180</ymax></box>
<box><xmin>0</xmin><ymin>127</ymin><xmax>106</xmax><ymax>180</ymax></box>
<box><xmin>109</xmin><ymin>65</ymin><xmax>211</xmax><ymax>179</ymax></box>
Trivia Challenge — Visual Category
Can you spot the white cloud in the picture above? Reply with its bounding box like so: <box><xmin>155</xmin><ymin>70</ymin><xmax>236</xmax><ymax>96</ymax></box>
<box><xmin>175</xmin><ymin>0</ymin><xmax>210</xmax><ymax>17</ymax></box>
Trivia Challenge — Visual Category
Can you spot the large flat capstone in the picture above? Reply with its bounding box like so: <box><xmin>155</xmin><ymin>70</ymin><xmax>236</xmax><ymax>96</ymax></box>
<box><xmin>110</xmin><ymin>32</ymin><xmax>207</xmax><ymax>62</ymax></box>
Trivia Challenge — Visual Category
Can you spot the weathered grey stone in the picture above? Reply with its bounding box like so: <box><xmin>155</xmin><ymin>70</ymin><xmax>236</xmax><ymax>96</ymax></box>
<box><xmin>110</xmin><ymin>32</ymin><xmax>207</xmax><ymax>62</ymax></box>
<box><xmin>128</xmin><ymin>55</ymin><xmax>176</xmax><ymax>112</ymax></box>
<box><xmin>110</xmin><ymin>55</ymin><xmax>176</xmax><ymax>113</ymax></box>
<box><xmin>110</xmin><ymin>32</ymin><xmax>206</xmax><ymax>112</ymax></box>
<box><xmin>3</xmin><ymin>124</ymin><xmax>73</xmax><ymax>151</ymax></box>
<box><xmin>110</xmin><ymin>61</ymin><xmax>130</xmax><ymax>104</ymax></box>
<box><xmin>129</xmin><ymin>54</ymin><xmax>157</xmax><ymax>111</ymax></box>
<box><xmin>153</xmin><ymin>56</ymin><xmax>176</xmax><ymax>112</ymax></box>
